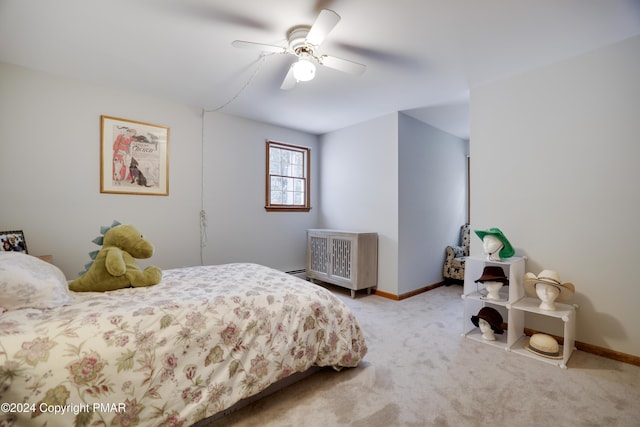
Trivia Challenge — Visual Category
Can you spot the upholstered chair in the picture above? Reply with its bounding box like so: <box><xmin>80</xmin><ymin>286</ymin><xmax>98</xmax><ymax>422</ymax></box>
<box><xmin>443</xmin><ymin>224</ymin><xmax>470</xmax><ymax>284</ymax></box>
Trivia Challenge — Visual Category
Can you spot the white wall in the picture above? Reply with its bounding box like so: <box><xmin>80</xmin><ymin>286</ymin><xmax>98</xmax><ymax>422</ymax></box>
<box><xmin>398</xmin><ymin>114</ymin><xmax>468</xmax><ymax>294</ymax></box>
<box><xmin>470</xmin><ymin>35</ymin><xmax>640</xmax><ymax>356</ymax></box>
<box><xmin>0</xmin><ymin>62</ymin><xmax>202</xmax><ymax>278</ymax></box>
<box><xmin>202</xmin><ymin>112</ymin><xmax>319</xmax><ymax>272</ymax></box>
<box><xmin>319</xmin><ymin>114</ymin><xmax>399</xmax><ymax>295</ymax></box>
<box><xmin>319</xmin><ymin>113</ymin><xmax>469</xmax><ymax>296</ymax></box>
<box><xmin>0</xmin><ymin>62</ymin><xmax>318</xmax><ymax>279</ymax></box>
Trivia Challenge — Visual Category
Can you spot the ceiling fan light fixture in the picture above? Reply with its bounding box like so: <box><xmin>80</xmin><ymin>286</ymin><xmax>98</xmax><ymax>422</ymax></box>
<box><xmin>233</xmin><ymin>9</ymin><xmax>365</xmax><ymax>90</ymax></box>
<box><xmin>292</xmin><ymin>57</ymin><xmax>316</xmax><ymax>82</ymax></box>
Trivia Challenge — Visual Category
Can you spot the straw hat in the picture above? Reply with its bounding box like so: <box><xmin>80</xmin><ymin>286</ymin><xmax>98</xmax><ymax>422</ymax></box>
<box><xmin>474</xmin><ymin>266</ymin><xmax>509</xmax><ymax>284</ymax></box>
<box><xmin>524</xmin><ymin>270</ymin><xmax>575</xmax><ymax>302</ymax></box>
<box><xmin>473</xmin><ymin>228</ymin><xmax>515</xmax><ymax>258</ymax></box>
<box><xmin>525</xmin><ymin>333</ymin><xmax>563</xmax><ymax>359</ymax></box>
<box><xmin>470</xmin><ymin>307</ymin><xmax>504</xmax><ymax>334</ymax></box>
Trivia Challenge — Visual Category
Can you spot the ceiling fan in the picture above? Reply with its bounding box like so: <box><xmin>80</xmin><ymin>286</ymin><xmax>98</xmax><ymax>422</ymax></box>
<box><xmin>231</xmin><ymin>9</ymin><xmax>366</xmax><ymax>90</ymax></box>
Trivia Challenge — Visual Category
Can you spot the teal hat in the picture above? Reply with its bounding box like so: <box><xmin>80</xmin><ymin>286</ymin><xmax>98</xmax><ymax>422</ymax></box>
<box><xmin>474</xmin><ymin>227</ymin><xmax>515</xmax><ymax>258</ymax></box>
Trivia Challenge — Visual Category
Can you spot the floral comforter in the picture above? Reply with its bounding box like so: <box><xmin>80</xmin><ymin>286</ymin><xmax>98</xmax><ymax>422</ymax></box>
<box><xmin>0</xmin><ymin>263</ymin><xmax>368</xmax><ymax>427</ymax></box>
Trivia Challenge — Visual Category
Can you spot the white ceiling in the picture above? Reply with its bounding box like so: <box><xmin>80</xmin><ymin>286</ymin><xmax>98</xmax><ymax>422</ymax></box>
<box><xmin>1</xmin><ymin>0</ymin><xmax>639</xmax><ymax>139</ymax></box>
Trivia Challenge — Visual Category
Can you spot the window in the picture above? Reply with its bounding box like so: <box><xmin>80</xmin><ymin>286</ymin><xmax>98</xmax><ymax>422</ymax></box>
<box><xmin>265</xmin><ymin>140</ymin><xmax>310</xmax><ymax>212</ymax></box>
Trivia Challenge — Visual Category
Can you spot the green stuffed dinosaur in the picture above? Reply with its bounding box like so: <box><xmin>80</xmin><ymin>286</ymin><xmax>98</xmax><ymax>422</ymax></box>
<box><xmin>69</xmin><ymin>223</ymin><xmax>162</xmax><ymax>292</ymax></box>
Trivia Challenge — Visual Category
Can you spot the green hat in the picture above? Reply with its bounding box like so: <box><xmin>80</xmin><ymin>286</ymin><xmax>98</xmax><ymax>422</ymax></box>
<box><xmin>474</xmin><ymin>227</ymin><xmax>515</xmax><ymax>258</ymax></box>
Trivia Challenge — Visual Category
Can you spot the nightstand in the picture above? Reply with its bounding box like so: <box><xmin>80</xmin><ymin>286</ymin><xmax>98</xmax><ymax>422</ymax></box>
<box><xmin>35</xmin><ymin>254</ymin><xmax>53</xmax><ymax>263</ymax></box>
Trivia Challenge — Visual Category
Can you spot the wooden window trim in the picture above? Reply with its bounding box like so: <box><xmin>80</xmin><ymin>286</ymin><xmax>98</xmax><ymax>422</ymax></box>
<box><xmin>265</xmin><ymin>140</ymin><xmax>311</xmax><ymax>212</ymax></box>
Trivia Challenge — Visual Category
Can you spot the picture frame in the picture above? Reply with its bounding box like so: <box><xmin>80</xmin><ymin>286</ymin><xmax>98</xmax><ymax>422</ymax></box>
<box><xmin>100</xmin><ymin>115</ymin><xmax>169</xmax><ymax>195</ymax></box>
<box><xmin>0</xmin><ymin>230</ymin><xmax>28</xmax><ymax>254</ymax></box>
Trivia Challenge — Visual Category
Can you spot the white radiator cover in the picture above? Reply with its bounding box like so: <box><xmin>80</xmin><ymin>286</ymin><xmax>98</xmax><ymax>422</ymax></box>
<box><xmin>306</xmin><ymin>229</ymin><xmax>378</xmax><ymax>298</ymax></box>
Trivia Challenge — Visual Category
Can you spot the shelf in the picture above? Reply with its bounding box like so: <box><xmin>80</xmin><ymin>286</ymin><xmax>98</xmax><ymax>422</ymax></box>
<box><xmin>511</xmin><ymin>297</ymin><xmax>577</xmax><ymax>321</ymax></box>
<box><xmin>461</xmin><ymin>256</ymin><xmax>576</xmax><ymax>368</ymax></box>
<box><xmin>463</xmin><ymin>256</ymin><xmax>526</xmax><ymax>303</ymax></box>
<box><xmin>461</xmin><ymin>290</ymin><xmax>510</xmax><ymax>307</ymax></box>
<box><xmin>510</xmin><ymin>335</ymin><xmax>573</xmax><ymax>369</ymax></box>
<box><xmin>463</xmin><ymin>327</ymin><xmax>509</xmax><ymax>350</ymax></box>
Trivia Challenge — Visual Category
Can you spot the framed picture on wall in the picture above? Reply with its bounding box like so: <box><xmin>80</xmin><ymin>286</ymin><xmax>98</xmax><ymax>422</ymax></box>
<box><xmin>100</xmin><ymin>115</ymin><xmax>170</xmax><ymax>196</ymax></box>
<box><xmin>0</xmin><ymin>230</ymin><xmax>28</xmax><ymax>253</ymax></box>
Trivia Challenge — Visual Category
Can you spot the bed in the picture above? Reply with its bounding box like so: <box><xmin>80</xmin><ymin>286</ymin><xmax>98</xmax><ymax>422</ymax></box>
<box><xmin>0</xmin><ymin>253</ymin><xmax>368</xmax><ymax>427</ymax></box>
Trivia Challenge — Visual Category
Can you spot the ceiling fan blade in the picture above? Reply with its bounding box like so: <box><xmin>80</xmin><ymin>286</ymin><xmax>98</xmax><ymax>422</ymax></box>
<box><xmin>232</xmin><ymin>40</ymin><xmax>287</xmax><ymax>54</ymax></box>
<box><xmin>335</xmin><ymin>42</ymin><xmax>424</xmax><ymax>70</ymax></box>
<box><xmin>306</xmin><ymin>9</ymin><xmax>340</xmax><ymax>46</ymax></box>
<box><xmin>280</xmin><ymin>66</ymin><xmax>298</xmax><ymax>90</ymax></box>
<box><xmin>156</xmin><ymin>2</ymin><xmax>272</xmax><ymax>31</ymax></box>
<box><xmin>320</xmin><ymin>55</ymin><xmax>366</xmax><ymax>76</ymax></box>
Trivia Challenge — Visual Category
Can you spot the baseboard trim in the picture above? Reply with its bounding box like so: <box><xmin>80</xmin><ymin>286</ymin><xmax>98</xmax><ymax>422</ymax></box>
<box><xmin>374</xmin><ymin>281</ymin><xmax>445</xmax><ymax>301</ymax></box>
<box><xmin>373</xmin><ymin>289</ymin><xmax>401</xmax><ymax>300</ymax></box>
<box><xmin>523</xmin><ymin>328</ymin><xmax>640</xmax><ymax>367</ymax></box>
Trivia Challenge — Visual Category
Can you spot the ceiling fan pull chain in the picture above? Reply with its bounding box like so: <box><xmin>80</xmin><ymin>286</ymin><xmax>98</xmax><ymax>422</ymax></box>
<box><xmin>205</xmin><ymin>53</ymin><xmax>270</xmax><ymax>113</ymax></box>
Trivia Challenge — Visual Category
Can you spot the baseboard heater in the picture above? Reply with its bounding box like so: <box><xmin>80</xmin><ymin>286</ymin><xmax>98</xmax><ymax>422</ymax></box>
<box><xmin>286</xmin><ymin>269</ymin><xmax>307</xmax><ymax>279</ymax></box>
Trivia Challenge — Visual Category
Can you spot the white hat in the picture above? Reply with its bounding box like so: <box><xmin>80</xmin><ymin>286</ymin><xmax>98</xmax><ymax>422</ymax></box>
<box><xmin>524</xmin><ymin>333</ymin><xmax>563</xmax><ymax>359</ymax></box>
<box><xmin>524</xmin><ymin>270</ymin><xmax>575</xmax><ymax>302</ymax></box>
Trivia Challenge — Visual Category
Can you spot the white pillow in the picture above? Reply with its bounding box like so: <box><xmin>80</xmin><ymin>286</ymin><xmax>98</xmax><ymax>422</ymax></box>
<box><xmin>0</xmin><ymin>252</ymin><xmax>74</xmax><ymax>310</ymax></box>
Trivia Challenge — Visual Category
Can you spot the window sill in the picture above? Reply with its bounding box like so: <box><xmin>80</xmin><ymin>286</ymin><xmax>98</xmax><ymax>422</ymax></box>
<box><xmin>265</xmin><ymin>206</ymin><xmax>311</xmax><ymax>212</ymax></box>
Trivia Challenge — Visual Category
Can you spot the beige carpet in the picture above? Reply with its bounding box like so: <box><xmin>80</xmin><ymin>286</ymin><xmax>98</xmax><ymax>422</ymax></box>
<box><xmin>201</xmin><ymin>285</ymin><xmax>640</xmax><ymax>427</ymax></box>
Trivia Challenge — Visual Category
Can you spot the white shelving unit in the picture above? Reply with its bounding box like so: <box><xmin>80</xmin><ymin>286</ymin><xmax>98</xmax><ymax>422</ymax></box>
<box><xmin>461</xmin><ymin>256</ymin><xmax>577</xmax><ymax>368</ymax></box>
<box><xmin>510</xmin><ymin>297</ymin><xmax>577</xmax><ymax>368</ymax></box>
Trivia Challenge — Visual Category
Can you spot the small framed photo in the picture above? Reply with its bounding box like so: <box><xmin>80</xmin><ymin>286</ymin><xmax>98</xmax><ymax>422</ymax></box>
<box><xmin>0</xmin><ymin>230</ymin><xmax>28</xmax><ymax>254</ymax></box>
<box><xmin>100</xmin><ymin>115</ymin><xmax>170</xmax><ymax>196</ymax></box>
